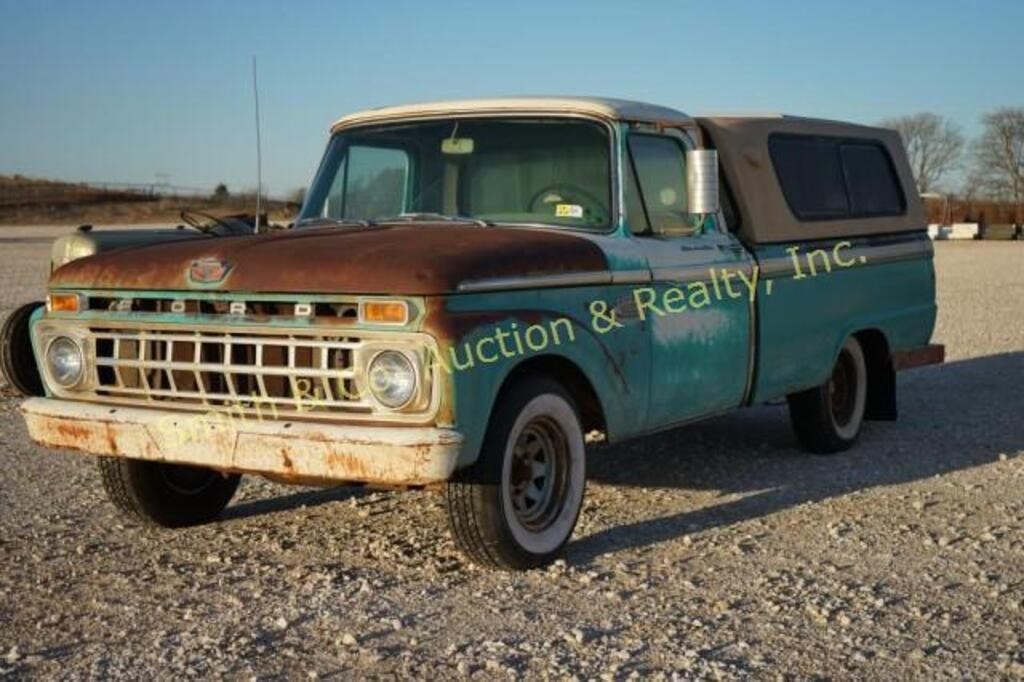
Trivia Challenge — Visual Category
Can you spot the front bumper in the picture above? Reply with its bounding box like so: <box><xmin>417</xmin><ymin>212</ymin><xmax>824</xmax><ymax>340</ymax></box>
<box><xmin>21</xmin><ymin>398</ymin><xmax>463</xmax><ymax>486</ymax></box>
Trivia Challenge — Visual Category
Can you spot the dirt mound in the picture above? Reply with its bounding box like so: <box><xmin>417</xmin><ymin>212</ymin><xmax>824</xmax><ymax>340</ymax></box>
<box><xmin>0</xmin><ymin>175</ymin><xmax>296</xmax><ymax>225</ymax></box>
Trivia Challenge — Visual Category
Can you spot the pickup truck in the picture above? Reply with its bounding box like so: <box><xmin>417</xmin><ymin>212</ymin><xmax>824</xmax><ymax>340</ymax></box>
<box><xmin>2</xmin><ymin>97</ymin><xmax>943</xmax><ymax>570</ymax></box>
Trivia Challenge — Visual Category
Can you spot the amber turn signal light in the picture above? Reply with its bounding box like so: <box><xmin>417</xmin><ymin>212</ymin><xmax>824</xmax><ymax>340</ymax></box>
<box><xmin>360</xmin><ymin>300</ymin><xmax>409</xmax><ymax>325</ymax></box>
<box><xmin>48</xmin><ymin>293</ymin><xmax>82</xmax><ymax>313</ymax></box>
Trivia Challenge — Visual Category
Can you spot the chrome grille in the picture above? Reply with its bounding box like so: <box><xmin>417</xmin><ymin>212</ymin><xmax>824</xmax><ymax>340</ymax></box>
<box><xmin>91</xmin><ymin>327</ymin><xmax>370</xmax><ymax>413</ymax></box>
<box><xmin>86</xmin><ymin>295</ymin><xmax>360</xmax><ymax>320</ymax></box>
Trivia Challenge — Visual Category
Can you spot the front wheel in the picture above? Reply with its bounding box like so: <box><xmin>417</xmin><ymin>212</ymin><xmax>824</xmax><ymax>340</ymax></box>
<box><xmin>445</xmin><ymin>377</ymin><xmax>586</xmax><ymax>570</ymax></box>
<box><xmin>787</xmin><ymin>336</ymin><xmax>868</xmax><ymax>454</ymax></box>
<box><xmin>97</xmin><ymin>458</ymin><xmax>241</xmax><ymax>528</ymax></box>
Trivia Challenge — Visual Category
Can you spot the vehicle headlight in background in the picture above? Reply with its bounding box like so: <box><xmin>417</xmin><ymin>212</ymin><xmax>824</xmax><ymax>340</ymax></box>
<box><xmin>367</xmin><ymin>350</ymin><xmax>417</xmax><ymax>408</ymax></box>
<box><xmin>45</xmin><ymin>336</ymin><xmax>85</xmax><ymax>388</ymax></box>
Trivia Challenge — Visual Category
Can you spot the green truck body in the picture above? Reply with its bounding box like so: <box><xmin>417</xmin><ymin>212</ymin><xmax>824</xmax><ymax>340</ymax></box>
<box><xmin>6</xmin><ymin>98</ymin><xmax>942</xmax><ymax>568</ymax></box>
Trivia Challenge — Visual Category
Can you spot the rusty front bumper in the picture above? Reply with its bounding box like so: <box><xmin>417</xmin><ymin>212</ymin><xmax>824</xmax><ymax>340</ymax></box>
<box><xmin>20</xmin><ymin>398</ymin><xmax>463</xmax><ymax>486</ymax></box>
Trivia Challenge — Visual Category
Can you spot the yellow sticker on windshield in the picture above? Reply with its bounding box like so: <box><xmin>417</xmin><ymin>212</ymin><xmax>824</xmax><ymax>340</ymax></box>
<box><xmin>555</xmin><ymin>204</ymin><xmax>584</xmax><ymax>218</ymax></box>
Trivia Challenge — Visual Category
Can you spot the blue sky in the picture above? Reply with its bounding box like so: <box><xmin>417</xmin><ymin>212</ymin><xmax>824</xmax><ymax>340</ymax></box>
<box><xmin>1</xmin><ymin>0</ymin><xmax>1021</xmax><ymax>196</ymax></box>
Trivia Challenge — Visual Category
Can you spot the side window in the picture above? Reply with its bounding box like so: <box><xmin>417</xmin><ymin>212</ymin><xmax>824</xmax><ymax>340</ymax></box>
<box><xmin>769</xmin><ymin>136</ymin><xmax>848</xmax><ymax>220</ymax></box>
<box><xmin>769</xmin><ymin>134</ymin><xmax>907</xmax><ymax>222</ymax></box>
<box><xmin>840</xmin><ymin>143</ymin><xmax>904</xmax><ymax>216</ymax></box>
<box><xmin>325</xmin><ymin>145</ymin><xmax>408</xmax><ymax>220</ymax></box>
<box><xmin>628</xmin><ymin>135</ymin><xmax>699</xmax><ymax>236</ymax></box>
<box><xmin>624</xmin><ymin>156</ymin><xmax>650</xmax><ymax>235</ymax></box>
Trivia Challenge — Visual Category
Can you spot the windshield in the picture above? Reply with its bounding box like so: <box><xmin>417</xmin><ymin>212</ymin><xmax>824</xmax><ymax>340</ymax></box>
<box><xmin>297</xmin><ymin>118</ymin><xmax>612</xmax><ymax>230</ymax></box>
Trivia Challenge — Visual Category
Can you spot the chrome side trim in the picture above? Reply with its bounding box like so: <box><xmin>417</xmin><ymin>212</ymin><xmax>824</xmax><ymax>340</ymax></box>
<box><xmin>650</xmin><ymin>261</ymin><xmax>754</xmax><ymax>285</ymax></box>
<box><xmin>611</xmin><ymin>269</ymin><xmax>652</xmax><ymax>285</ymax></box>
<box><xmin>456</xmin><ymin>267</ymin><xmax>651</xmax><ymax>291</ymax></box>
<box><xmin>759</xmin><ymin>237</ymin><xmax>932</xmax><ymax>279</ymax></box>
<box><xmin>457</xmin><ymin>270</ymin><xmax>612</xmax><ymax>292</ymax></box>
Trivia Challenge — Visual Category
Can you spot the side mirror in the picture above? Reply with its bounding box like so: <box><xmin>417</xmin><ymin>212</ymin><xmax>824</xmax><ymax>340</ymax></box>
<box><xmin>686</xmin><ymin>149</ymin><xmax>719</xmax><ymax>215</ymax></box>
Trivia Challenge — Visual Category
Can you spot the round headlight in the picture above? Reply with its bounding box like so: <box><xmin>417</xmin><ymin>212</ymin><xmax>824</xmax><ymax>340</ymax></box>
<box><xmin>367</xmin><ymin>351</ymin><xmax>416</xmax><ymax>409</ymax></box>
<box><xmin>46</xmin><ymin>336</ymin><xmax>85</xmax><ymax>388</ymax></box>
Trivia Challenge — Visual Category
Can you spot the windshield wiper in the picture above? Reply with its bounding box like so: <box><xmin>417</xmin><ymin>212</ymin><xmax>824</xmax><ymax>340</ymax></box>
<box><xmin>295</xmin><ymin>217</ymin><xmax>373</xmax><ymax>229</ymax></box>
<box><xmin>370</xmin><ymin>212</ymin><xmax>493</xmax><ymax>228</ymax></box>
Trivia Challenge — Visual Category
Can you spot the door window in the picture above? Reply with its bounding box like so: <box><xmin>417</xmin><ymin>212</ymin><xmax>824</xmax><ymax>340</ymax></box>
<box><xmin>624</xmin><ymin>155</ymin><xmax>650</xmax><ymax>235</ymax></box>
<box><xmin>628</xmin><ymin>135</ymin><xmax>701</xmax><ymax>236</ymax></box>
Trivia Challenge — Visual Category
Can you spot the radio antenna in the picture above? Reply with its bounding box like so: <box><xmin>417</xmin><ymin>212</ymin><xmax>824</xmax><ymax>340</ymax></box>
<box><xmin>251</xmin><ymin>55</ymin><xmax>263</xmax><ymax>233</ymax></box>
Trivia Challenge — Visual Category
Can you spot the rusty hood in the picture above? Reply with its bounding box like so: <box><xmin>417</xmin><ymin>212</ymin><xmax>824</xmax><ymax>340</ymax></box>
<box><xmin>48</xmin><ymin>224</ymin><xmax>609</xmax><ymax>295</ymax></box>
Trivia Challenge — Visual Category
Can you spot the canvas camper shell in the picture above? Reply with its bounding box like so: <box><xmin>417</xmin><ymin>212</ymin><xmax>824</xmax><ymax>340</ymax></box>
<box><xmin>697</xmin><ymin>116</ymin><xmax>925</xmax><ymax>244</ymax></box>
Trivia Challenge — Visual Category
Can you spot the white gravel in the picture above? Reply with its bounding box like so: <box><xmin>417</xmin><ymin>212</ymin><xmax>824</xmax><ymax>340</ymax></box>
<box><xmin>1</xmin><ymin>229</ymin><xmax>1022</xmax><ymax>678</ymax></box>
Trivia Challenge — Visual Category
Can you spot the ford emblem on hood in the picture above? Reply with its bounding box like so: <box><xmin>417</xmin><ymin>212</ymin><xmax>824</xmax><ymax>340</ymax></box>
<box><xmin>187</xmin><ymin>257</ymin><xmax>232</xmax><ymax>285</ymax></box>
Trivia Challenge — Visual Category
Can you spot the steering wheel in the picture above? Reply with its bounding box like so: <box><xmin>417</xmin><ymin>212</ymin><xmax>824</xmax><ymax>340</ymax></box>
<box><xmin>527</xmin><ymin>184</ymin><xmax>607</xmax><ymax>225</ymax></box>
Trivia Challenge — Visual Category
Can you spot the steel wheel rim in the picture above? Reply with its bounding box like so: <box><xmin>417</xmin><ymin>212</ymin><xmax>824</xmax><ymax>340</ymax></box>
<box><xmin>507</xmin><ymin>416</ymin><xmax>570</xmax><ymax>531</ymax></box>
<box><xmin>829</xmin><ymin>349</ymin><xmax>857</xmax><ymax>428</ymax></box>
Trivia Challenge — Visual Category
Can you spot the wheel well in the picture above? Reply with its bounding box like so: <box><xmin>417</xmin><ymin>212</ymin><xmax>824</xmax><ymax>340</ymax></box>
<box><xmin>854</xmin><ymin>329</ymin><xmax>897</xmax><ymax>421</ymax></box>
<box><xmin>498</xmin><ymin>355</ymin><xmax>607</xmax><ymax>437</ymax></box>
<box><xmin>1</xmin><ymin>300</ymin><xmax>45</xmax><ymax>397</ymax></box>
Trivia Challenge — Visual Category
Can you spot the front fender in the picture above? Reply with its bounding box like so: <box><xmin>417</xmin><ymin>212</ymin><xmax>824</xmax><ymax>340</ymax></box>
<box><xmin>422</xmin><ymin>291</ymin><xmax>649</xmax><ymax>467</ymax></box>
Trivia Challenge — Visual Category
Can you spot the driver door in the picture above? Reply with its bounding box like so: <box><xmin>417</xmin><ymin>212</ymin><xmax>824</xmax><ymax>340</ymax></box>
<box><xmin>624</xmin><ymin>128</ymin><xmax>754</xmax><ymax>430</ymax></box>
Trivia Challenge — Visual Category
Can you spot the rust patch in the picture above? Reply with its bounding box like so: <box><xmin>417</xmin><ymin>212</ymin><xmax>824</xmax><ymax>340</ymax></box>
<box><xmin>325</xmin><ymin>450</ymin><xmax>375</xmax><ymax>481</ymax></box>
<box><xmin>49</xmin><ymin>224</ymin><xmax>608</xmax><ymax>295</ymax></box>
<box><xmin>279</xmin><ymin>447</ymin><xmax>295</xmax><ymax>473</ymax></box>
<box><xmin>321</xmin><ymin>447</ymin><xmax>431</xmax><ymax>484</ymax></box>
<box><xmin>258</xmin><ymin>472</ymin><xmax>347</xmax><ymax>487</ymax></box>
<box><xmin>104</xmin><ymin>422</ymin><xmax>119</xmax><ymax>455</ymax></box>
<box><xmin>52</xmin><ymin>421</ymin><xmax>94</xmax><ymax>443</ymax></box>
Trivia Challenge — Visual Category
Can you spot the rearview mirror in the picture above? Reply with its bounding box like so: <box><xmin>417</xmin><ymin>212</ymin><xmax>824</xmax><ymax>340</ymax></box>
<box><xmin>686</xmin><ymin>149</ymin><xmax>719</xmax><ymax>215</ymax></box>
<box><xmin>441</xmin><ymin>138</ymin><xmax>475</xmax><ymax>155</ymax></box>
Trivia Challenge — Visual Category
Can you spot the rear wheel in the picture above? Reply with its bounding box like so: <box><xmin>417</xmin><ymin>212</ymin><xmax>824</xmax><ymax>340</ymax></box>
<box><xmin>97</xmin><ymin>458</ymin><xmax>241</xmax><ymax>527</ymax></box>
<box><xmin>787</xmin><ymin>336</ymin><xmax>868</xmax><ymax>454</ymax></box>
<box><xmin>445</xmin><ymin>377</ymin><xmax>586</xmax><ymax>570</ymax></box>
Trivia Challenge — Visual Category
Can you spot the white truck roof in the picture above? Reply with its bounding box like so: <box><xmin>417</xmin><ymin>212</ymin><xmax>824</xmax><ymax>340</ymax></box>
<box><xmin>332</xmin><ymin>96</ymin><xmax>692</xmax><ymax>131</ymax></box>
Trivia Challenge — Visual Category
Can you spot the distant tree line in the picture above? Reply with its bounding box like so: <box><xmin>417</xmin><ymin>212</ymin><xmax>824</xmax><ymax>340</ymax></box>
<box><xmin>880</xmin><ymin>107</ymin><xmax>1024</xmax><ymax>224</ymax></box>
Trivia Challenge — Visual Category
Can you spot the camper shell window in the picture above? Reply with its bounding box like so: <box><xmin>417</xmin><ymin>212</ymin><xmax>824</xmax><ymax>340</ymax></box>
<box><xmin>768</xmin><ymin>133</ymin><xmax>906</xmax><ymax>222</ymax></box>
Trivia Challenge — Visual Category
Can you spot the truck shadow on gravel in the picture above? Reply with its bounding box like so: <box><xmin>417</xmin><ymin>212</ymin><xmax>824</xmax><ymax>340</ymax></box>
<box><xmin>572</xmin><ymin>351</ymin><xmax>1024</xmax><ymax>565</ymax></box>
<box><xmin>221</xmin><ymin>484</ymin><xmax>366</xmax><ymax>521</ymax></box>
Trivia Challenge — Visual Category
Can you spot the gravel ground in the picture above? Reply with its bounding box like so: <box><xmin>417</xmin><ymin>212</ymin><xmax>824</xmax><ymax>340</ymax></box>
<box><xmin>1</xmin><ymin>228</ymin><xmax>1022</xmax><ymax>679</ymax></box>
